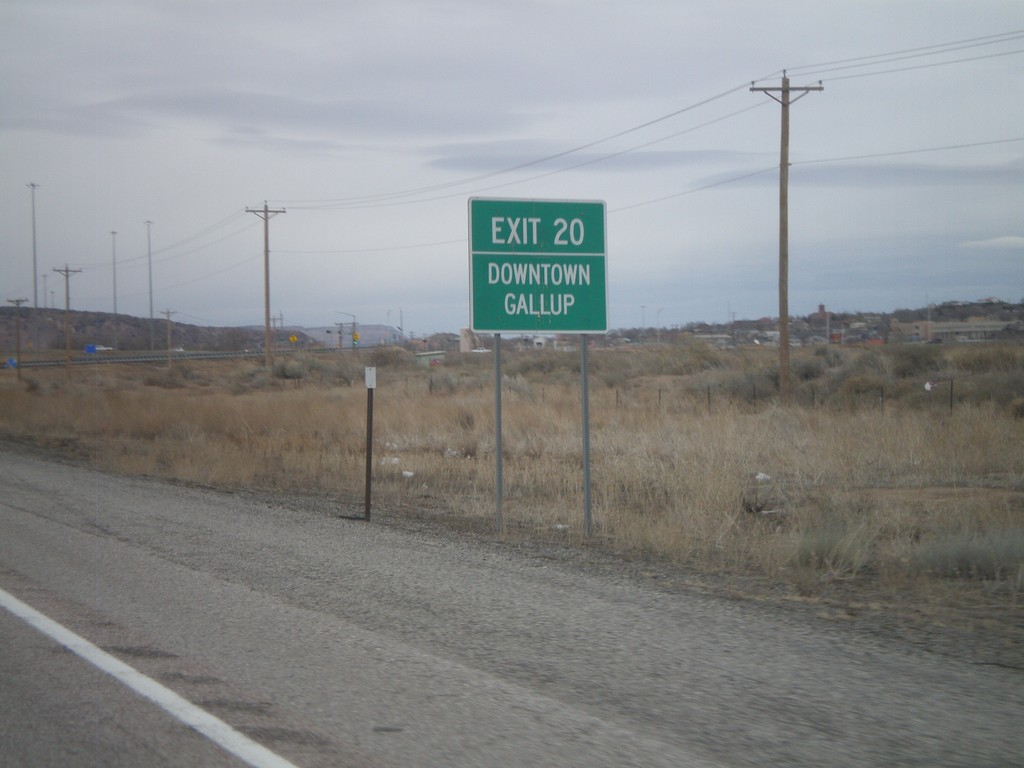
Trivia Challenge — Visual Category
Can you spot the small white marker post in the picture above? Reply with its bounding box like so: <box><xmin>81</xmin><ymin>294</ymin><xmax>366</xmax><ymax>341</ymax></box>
<box><xmin>364</xmin><ymin>367</ymin><xmax>376</xmax><ymax>520</ymax></box>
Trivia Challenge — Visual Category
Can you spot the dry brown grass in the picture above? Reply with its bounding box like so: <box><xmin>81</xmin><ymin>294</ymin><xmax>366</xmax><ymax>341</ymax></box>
<box><xmin>2</xmin><ymin>348</ymin><xmax>1023</xmax><ymax>617</ymax></box>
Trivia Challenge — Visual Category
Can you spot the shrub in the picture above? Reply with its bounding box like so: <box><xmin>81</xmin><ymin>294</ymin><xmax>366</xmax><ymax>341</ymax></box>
<box><xmin>912</xmin><ymin>530</ymin><xmax>1024</xmax><ymax>581</ymax></box>
<box><xmin>505</xmin><ymin>351</ymin><xmax>577</xmax><ymax>378</ymax></box>
<box><xmin>667</xmin><ymin>342</ymin><xmax>724</xmax><ymax>375</ymax></box>
<box><xmin>793</xmin><ymin>517</ymin><xmax>876</xmax><ymax>576</ymax></box>
<box><xmin>951</xmin><ymin>344</ymin><xmax>1023</xmax><ymax>374</ymax></box>
<box><xmin>964</xmin><ymin>372</ymin><xmax>1024</xmax><ymax>407</ymax></box>
<box><xmin>886</xmin><ymin>344</ymin><xmax>944</xmax><ymax>378</ymax></box>
<box><xmin>837</xmin><ymin>373</ymin><xmax>886</xmax><ymax>398</ymax></box>
<box><xmin>144</xmin><ymin>367</ymin><xmax>187</xmax><ymax>389</ymax></box>
<box><xmin>792</xmin><ymin>356</ymin><xmax>825</xmax><ymax>381</ymax></box>
<box><xmin>814</xmin><ymin>345</ymin><xmax>845</xmax><ymax>367</ymax></box>
<box><xmin>428</xmin><ymin>371</ymin><xmax>457</xmax><ymax>394</ymax></box>
<box><xmin>365</xmin><ymin>346</ymin><xmax>413</xmax><ymax>368</ymax></box>
<box><xmin>274</xmin><ymin>357</ymin><xmax>307</xmax><ymax>380</ymax></box>
<box><xmin>718</xmin><ymin>371</ymin><xmax>777</xmax><ymax>404</ymax></box>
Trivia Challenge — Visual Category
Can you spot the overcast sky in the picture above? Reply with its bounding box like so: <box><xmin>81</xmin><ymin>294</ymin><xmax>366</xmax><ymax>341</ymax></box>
<box><xmin>2</xmin><ymin>1</ymin><xmax>1022</xmax><ymax>336</ymax></box>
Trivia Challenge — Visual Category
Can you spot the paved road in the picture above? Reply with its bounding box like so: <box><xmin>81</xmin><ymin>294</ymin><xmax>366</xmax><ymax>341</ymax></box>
<box><xmin>0</xmin><ymin>447</ymin><xmax>1020</xmax><ymax>767</ymax></box>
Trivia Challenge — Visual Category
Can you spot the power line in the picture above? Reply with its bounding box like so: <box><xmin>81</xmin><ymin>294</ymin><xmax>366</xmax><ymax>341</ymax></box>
<box><xmin>792</xmin><ymin>136</ymin><xmax>1024</xmax><ymax>166</ymax></box>
<box><xmin>781</xmin><ymin>28</ymin><xmax>1024</xmax><ymax>78</ymax></box>
<box><xmin>152</xmin><ymin>134</ymin><xmax>1023</xmax><ymax>287</ymax></box>
<box><xmin>276</xmin><ymin>238</ymin><xmax>464</xmax><ymax>256</ymax></box>
<box><xmin>74</xmin><ymin>215</ymin><xmax>255</xmax><ymax>270</ymax></box>
<box><xmin>281</xmin><ymin>29</ymin><xmax>1021</xmax><ymax>211</ymax></box>
<box><xmin>820</xmin><ymin>47</ymin><xmax>1024</xmax><ymax>83</ymax></box>
<box><xmin>147</xmin><ymin>254</ymin><xmax>262</xmax><ymax>293</ymax></box>
<box><xmin>612</xmin><ymin>166</ymin><xmax>778</xmax><ymax>213</ymax></box>
<box><xmin>380</xmin><ymin>104</ymin><xmax>774</xmax><ymax>210</ymax></box>
<box><xmin>62</xmin><ymin>31</ymin><xmax>1020</xmax><ymax>287</ymax></box>
<box><xmin>150</xmin><ymin>221</ymin><xmax>257</xmax><ymax>265</ymax></box>
<box><xmin>149</xmin><ymin>211</ymin><xmax>250</xmax><ymax>256</ymax></box>
<box><xmin>278</xmin><ymin>83</ymin><xmax>754</xmax><ymax>209</ymax></box>
<box><xmin>282</xmin><ymin>101</ymin><xmax>768</xmax><ymax>214</ymax></box>
<box><xmin>614</xmin><ymin>136</ymin><xmax>1024</xmax><ymax>214</ymax></box>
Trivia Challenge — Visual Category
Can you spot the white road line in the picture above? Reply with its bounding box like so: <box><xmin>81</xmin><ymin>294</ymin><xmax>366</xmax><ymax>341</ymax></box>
<box><xmin>0</xmin><ymin>586</ymin><xmax>301</xmax><ymax>768</ymax></box>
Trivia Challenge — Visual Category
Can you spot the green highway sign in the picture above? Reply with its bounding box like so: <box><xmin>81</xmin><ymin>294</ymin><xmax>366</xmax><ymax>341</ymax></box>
<box><xmin>469</xmin><ymin>197</ymin><xmax>607</xmax><ymax>333</ymax></box>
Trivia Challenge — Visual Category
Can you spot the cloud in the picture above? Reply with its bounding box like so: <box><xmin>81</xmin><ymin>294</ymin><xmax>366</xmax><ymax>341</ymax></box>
<box><xmin>14</xmin><ymin>88</ymin><xmax>526</xmax><ymax>143</ymax></box>
<box><xmin>958</xmin><ymin>236</ymin><xmax>1024</xmax><ymax>250</ymax></box>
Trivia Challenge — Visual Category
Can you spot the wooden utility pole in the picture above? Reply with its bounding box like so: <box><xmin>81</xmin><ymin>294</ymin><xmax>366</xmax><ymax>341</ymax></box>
<box><xmin>751</xmin><ymin>72</ymin><xmax>822</xmax><ymax>404</ymax></box>
<box><xmin>245</xmin><ymin>202</ymin><xmax>286</xmax><ymax>369</ymax></box>
<box><xmin>6</xmin><ymin>298</ymin><xmax>27</xmax><ymax>381</ymax></box>
<box><xmin>53</xmin><ymin>264</ymin><xmax>82</xmax><ymax>375</ymax></box>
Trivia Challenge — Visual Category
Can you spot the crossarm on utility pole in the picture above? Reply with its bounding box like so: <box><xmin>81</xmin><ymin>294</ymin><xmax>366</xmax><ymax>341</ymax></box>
<box><xmin>53</xmin><ymin>265</ymin><xmax>82</xmax><ymax>376</ymax></box>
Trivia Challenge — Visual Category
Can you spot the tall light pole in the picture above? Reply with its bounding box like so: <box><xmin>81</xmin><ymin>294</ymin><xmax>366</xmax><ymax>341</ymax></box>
<box><xmin>145</xmin><ymin>220</ymin><xmax>154</xmax><ymax>350</ymax></box>
<box><xmin>27</xmin><ymin>183</ymin><xmax>40</xmax><ymax>361</ymax></box>
<box><xmin>111</xmin><ymin>230</ymin><xmax>118</xmax><ymax>350</ymax></box>
<box><xmin>27</xmin><ymin>183</ymin><xmax>39</xmax><ymax>308</ymax></box>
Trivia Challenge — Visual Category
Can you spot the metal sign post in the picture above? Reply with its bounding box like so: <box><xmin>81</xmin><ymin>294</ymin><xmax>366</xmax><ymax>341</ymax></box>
<box><xmin>364</xmin><ymin>367</ymin><xmax>376</xmax><ymax>520</ymax></box>
<box><xmin>493</xmin><ymin>336</ymin><xmax>503</xmax><ymax>533</ymax></box>
<box><xmin>580</xmin><ymin>336</ymin><xmax>592</xmax><ymax>536</ymax></box>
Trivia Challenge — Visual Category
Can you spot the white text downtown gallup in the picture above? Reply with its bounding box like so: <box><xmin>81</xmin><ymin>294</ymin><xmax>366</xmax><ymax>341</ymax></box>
<box><xmin>487</xmin><ymin>261</ymin><xmax>590</xmax><ymax>316</ymax></box>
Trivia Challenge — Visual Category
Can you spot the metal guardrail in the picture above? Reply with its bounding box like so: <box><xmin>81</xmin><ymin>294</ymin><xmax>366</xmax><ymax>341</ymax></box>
<box><xmin>11</xmin><ymin>350</ymin><xmax>265</xmax><ymax>368</ymax></box>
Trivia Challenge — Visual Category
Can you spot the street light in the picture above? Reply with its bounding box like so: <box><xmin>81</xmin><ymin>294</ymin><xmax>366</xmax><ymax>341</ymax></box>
<box><xmin>27</xmin><ymin>183</ymin><xmax>39</xmax><ymax>308</ymax></box>
<box><xmin>111</xmin><ymin>230</ymin><xmax>118</xmax><ymax>350</ymax></box>
<box><xmin>27</xmin><ymin>183</ymin><xmax>39</xmax><ymax>361</ymax></box>
<box><xmin>145</xmin><ymin>220</ymin><xmax>154</xmax><ymax>350</ymax></box>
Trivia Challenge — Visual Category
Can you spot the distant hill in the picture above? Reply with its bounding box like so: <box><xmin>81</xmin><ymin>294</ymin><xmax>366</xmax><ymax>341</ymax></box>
<box><xmin>2</xmin><ymin>301</ymin><xmax>1022</xmax><ymax>357</ymax></box>
<box><xmin>0</xmin><ymin>308</ymin><xmax>264</xmax><ymax>355</ymax></box>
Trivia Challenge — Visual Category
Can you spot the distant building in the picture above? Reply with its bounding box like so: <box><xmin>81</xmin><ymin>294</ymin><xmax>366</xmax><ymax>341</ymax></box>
<box><xmin>890</xmin><ymin>319</ymin><xmax>1010</xmax><ymax>342</ymax></box>
<box><xmin>460</xmin><ymin>328</ymin><xmax>480</xmax><ymax>353</ymax></box>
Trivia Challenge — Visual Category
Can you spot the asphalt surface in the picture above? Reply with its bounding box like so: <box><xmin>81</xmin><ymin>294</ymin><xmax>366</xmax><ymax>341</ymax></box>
<box><xmin>0</xmin><ymin>446</ymin><xmax>1021</xmax><ymax>767</ymax></box>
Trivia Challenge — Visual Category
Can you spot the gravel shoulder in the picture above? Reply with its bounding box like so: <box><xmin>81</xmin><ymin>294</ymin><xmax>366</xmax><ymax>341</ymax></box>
<box><xmin>2</xmin><ymin>441</ymin><xmax>1022</xmax><ymax>768</ymax></box>
<box><xmin>6</xmin><ymin>434</ymin><xmax>1024</xmax><ymax>672</ymax></box>
<box><xmin>245</xmin><ymin>481</ymin><xmax>1024</xmax><ymax>673</ymax></box>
